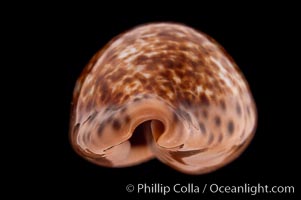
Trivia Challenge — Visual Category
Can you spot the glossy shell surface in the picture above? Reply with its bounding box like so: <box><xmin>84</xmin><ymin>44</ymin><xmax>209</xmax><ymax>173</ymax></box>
<box><xmin>70</xmin><ymin>23</ymin><xmax>257</xmax><ymax>174</ymax></box>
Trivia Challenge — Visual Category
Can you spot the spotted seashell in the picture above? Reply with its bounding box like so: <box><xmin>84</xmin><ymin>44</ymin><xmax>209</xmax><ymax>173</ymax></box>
<box><xmin>70</xmin><ymin>23</ymin><xmax>257</xmax><ymax>174</ymax></box>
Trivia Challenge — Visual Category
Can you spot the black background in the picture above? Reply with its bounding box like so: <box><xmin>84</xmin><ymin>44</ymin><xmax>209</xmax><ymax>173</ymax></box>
<box><xmin>25</xmin><ymin>7</ymin><xmax>299</xmax><ymax>199</ymax></box>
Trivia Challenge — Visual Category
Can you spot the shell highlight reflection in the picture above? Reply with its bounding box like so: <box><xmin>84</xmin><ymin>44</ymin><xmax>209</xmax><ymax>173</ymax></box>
<box><xmin>70</xmin><ymin>23</ymin><xmax>257</xmax><ymax>174</ymax></box>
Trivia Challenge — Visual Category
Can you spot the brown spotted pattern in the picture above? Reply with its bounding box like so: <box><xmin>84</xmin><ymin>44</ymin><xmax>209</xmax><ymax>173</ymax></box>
<box><xmin>69</xmin><ymin>23</ymin><xmax>257</xmax><ymax>174</ymax></box>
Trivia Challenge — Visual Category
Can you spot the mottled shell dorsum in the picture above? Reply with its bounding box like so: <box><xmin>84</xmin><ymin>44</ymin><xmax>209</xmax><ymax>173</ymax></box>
<box><xmin>70</xmin><ymin>23</ymin><xmax>257</xmax><ymax>175</ymax></box>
